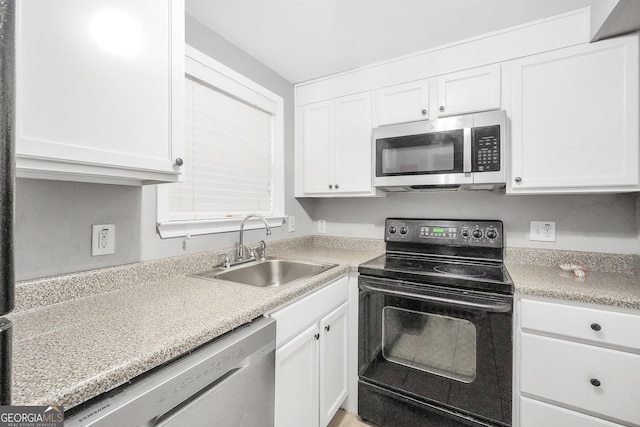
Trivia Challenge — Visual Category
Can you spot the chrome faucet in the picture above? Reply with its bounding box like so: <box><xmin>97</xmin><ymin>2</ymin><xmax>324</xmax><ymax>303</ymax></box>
<box><xmin>237</xmin><ymin>213</ymin><xmax>271</xmax><ymax>261</ymax></box>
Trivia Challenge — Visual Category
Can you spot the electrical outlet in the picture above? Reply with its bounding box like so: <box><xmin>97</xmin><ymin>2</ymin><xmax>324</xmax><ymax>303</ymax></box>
<box><xmin>288</xmin><ymin>215</ymin><xmax>296</xmax><ymax>232</ymax></box>
<box><xmin>318</xmin><ymin>220</ymin><xmax>327</xmax><ymax>234</ymax></box>
<box><xmin>92</xmin><ymin>224</ymin><xmax>115</xmax><ymax>256</ymax></box>
<box><xmin>530</xmin><ymin>221</ymin><xmax>556</xmax><ymax>242</ymax></box>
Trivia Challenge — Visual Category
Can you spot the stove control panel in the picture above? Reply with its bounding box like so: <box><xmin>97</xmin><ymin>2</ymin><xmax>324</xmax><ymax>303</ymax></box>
<box><xmin>385</xmin><ymin>218</ymin><xmax>503</xmax><ymax>247</ymax></box>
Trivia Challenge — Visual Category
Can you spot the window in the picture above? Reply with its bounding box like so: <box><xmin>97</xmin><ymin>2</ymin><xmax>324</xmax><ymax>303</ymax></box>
<box><xmin>157</xmin><ymin>46</ymin><xmax>284</xmax><ymax>238</ymax></box>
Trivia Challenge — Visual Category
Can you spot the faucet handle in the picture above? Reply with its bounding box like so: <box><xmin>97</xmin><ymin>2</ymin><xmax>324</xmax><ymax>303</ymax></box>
<box><xmin>257</xmin><ymin>240</ymin><xmax>267</xmax><ymax>260</ymax></box>
<box><xmin>220</xmin><ymin>253</ymin><xmax>231</xmax><ymax>268</ymax></box>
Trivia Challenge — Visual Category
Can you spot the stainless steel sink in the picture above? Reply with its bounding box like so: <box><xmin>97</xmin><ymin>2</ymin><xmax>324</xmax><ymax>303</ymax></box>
<box><xmin>192</xmin><ymin>258</ymin><xmax>337</xmax><ymax>291</ymax></box>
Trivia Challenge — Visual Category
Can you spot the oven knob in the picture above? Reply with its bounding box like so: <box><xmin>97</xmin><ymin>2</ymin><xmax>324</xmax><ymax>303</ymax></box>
<box><xmin>487</xmin><ymin>229</ymin><xmax>498</xmax><ymax>240</ymax></box>
<box><xmin>461</xmin><ymin>228</ymin><xmax>470</xmax><ymax>238</ymax></box>
<box><xmin>388</xmin><ymin>226</ymin><xmax>397</xmax><ymax>234</ymax></box>
<box><xmin>400</xmin><ymin>226</ymin><xmax>408</xmax><ymax>235</ymax></box>
<box><xmin>472</xmin><ymin>229</ymin><xmax>483</xmax><ymax>239</ymax></box>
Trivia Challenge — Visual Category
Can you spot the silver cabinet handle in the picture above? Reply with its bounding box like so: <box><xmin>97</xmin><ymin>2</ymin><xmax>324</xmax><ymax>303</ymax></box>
<box><xmin>175</xmin><ymin>158</ymin><xmax>184</xmax><ymax>166</ymax></box>
<box><xmin>328</xmin><ymin>184</ymin><xmax>333</xmax><ymax>189</ymax></box>
<box><xmin>335</xmin><ymin>184</ymin><xmax>339</xmax><ymax>189</ymax></box>
<box><xmin>314</xmin><ymin>333</ymin><xmax>320</xmax><ymax>340</ymax></box>
<box><xmin>325</xmin><ymin>325</ymin><xmax>330</xmax><ymax>332</ymax></box>
<box><xmin>439</xmin><ymin>106</ymin><xmax>445</xmax><ymax>112</ymax></box>
<box><xmin>421</xmin><ymin>109</ymin><xmax>427</xmax><ymax>116</ymax></box>
<box><xmin>590</xmin><ymin>378</ymin><xmax>601</xmax><ymax>387</ymax></box>
<box><xmin>515</xmin><ymin>177</ymin><xmax>522</xmax><ymax>184</ymax></box>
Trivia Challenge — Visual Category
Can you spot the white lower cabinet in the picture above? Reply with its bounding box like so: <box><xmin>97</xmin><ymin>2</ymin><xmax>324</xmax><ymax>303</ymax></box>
<box><xmin>520</xmin><ymin>397</ymin><xmax>623</xmax><ymax>427</ymax></box>
<box><xmin>515</xmin><ymin>296</ymin><xmax>640</xmax><ymax>426</ymax></box>
<box><xmin>270</xmin><ymin>276</ymin><xmax>350</xmax><ymax>427</ymax></box>
<box><xmin>274</xmin><ymin>323</ymin><xmax>319</xmax><ymax>427</ymax></box>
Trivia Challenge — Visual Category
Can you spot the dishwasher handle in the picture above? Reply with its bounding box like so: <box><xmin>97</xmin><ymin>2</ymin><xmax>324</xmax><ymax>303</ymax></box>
<box><xmin>154</xmin><ymin>365</ymin><xmax>245</xmax><ymax>427</ymax></box>
<box><xmin>360</xmin><ymin>282</ymin><xmax>511</xmax><ymax>313</ymax></box>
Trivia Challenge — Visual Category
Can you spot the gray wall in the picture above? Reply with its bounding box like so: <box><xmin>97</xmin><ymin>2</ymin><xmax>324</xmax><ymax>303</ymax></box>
<box><xmin>139</xmin><ymin>14</ymin><xmax>315</xmax><ymax>261</ymax></box>
<box><xmin>312</xmin><ymin>192</ymin><xmax>639</xmax><ymax>254</ymax></box>
<box><xmin>13</xmin><ymin>14</ymin><xmax>640</xmax><ymax>281</ymax></box>
<box><xmin>15</xmin><ymin>179</ymin><xmax>142</xmax><ymax>280</ymax></box>
<box><xmin>15</xmin><ymin>15</ymin><xmax>314</xmax><ymax>280</ymax></box>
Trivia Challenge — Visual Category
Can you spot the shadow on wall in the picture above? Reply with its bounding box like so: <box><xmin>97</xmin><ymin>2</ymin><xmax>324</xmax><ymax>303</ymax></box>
<box><xmin>15</xmin><ymin>179</ymin><xmax>142</xmax><ymax>281</ymax></box>
<box><xmin>311</xmin><ymin>191</ymin><xmax>638</xmax><ymax>254</ymax></box>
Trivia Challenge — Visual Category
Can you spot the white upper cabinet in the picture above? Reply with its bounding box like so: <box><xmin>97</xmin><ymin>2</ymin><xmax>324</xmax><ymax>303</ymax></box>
<box><xmin>437</xmin><ymin>64</ymin><xmax>501</xmax><ymax>117</ymax></box>
<box><xmin>374</xmin><ymin>65</ymin><xmax>501</xmax><ymax>126</ymax></box>
<box><xmin>298</xmin><ymin>92</ymin><xmax>379</xmax><ymax>197</ymax></box>
<box><xmin>509</xmin><ymin>34</ymin><xmax>639</xmax><ymax>194</ymax></box>
<box><xmin>302</xmin><ymin>101</ymin><xmax>334</xmax><ymax>194</ymax></box>
<box><xmin>375</xmin><ymin>80</ymin><xmax>429</xmax><ymax>126</ymax></box>
<box><xmin>334</xmin><ymin>94</ymin><xmax>375</xmax><ymax>193</ymax></box>
<box><xmin>16</xmin><ymin>0</ymin><xmax>185</xmax><ymax>185</ymax></box>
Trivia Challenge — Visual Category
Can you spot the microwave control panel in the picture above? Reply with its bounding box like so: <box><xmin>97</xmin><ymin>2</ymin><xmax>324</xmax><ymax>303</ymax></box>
<box><xmin>472</xmin><ymin>125</ymin><xmax>500</xmax><ymax>172</ymax></box>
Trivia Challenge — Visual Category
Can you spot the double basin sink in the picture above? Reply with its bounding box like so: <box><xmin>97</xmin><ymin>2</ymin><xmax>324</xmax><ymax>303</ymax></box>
<box><xmin>192</xmin><ymin>258</ymin><xmax>338</xmax><ymax>292</ymax></box>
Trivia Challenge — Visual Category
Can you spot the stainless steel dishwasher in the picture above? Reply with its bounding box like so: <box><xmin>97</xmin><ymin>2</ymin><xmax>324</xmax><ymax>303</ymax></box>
<box><xmin>66</xmin><ymin>317</ymin><xmax>276</xmax><ymax>427</ymax></box>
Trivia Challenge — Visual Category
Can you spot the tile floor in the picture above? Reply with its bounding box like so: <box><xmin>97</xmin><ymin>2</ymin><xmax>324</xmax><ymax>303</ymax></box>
<box><xmin>328</xmin><ymin>409</ymin><xmax>379</xmax><ymax>427</ymax></box>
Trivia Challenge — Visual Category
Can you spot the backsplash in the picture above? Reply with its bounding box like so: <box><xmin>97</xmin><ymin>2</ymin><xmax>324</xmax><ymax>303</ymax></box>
<box><xmin>505</xmin><ymin>247</ymin><xmax>639</xmax><ymax>274</ymax></box>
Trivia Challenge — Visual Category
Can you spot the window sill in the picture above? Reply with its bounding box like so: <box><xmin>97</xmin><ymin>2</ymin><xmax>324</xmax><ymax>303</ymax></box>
<box><xmin>157</xmin><ymin>216</ymin><xmax>285</xmax><ymax>239</ymax></box>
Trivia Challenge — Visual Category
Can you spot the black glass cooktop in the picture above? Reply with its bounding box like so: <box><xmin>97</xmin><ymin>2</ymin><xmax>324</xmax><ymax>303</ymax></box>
<box><xmin>358</xmin><ymin>253</ymin><xmax>513</xmax><ymax>294</ymax></box>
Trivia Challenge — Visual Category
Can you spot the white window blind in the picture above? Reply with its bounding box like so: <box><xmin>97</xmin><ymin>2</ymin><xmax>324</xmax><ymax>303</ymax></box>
<box><xmin>167</xmin><ymin>76</ymin><xmax>274</xmax><ymax>221</ymax></box>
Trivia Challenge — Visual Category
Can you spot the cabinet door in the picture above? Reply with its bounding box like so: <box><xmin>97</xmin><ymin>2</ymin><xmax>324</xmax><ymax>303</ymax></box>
<box><xmin>520</xmin><ymin>333</ymin><xmax>640</xmax><ymax>425</ymax></box>
<box><xmin>303</xmin><ymin>101</ymin><xmax>334</xmax><ymax>194</ymax></box>
<box><xmin>319</xmin><ymin>302</ymin><xmax>349</xmax><ymax>427</ymax></box>
<box><xmin>275</xmin><ymin>323</ymin><xmax>319</xmax><ymax>427</ymax></box>
<box><xmin>437</xmin><ymin>64</ymin><xmax>501</xmax><ymax>117</ymax></box>
<box><xmin>509</xmin><ymin>35</ymin><xmax>639</xmax><ymax>193</ymax></box>
<box><xmin>520</xmin><ymin>397</ymin><xmax>623</xmax><ymax>427</ymax></box>
<box><xmin>16</xmin><ymin>0</ymin><xmax>184</xmax><ymax>184</ymax></box>
<box><xmin>376</xmin><ymin>80</ymin><xmax>429</xmax><ymax>126</ymax></box>
<box><xmin>334</xmin><ymin>93</ymin><xmax>373</xmax><ymax>193</ymax></box>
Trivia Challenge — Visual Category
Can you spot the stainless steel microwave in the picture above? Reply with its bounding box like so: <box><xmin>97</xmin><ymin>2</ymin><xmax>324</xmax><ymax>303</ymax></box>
<box><xmin>373</xmin><ymin>110</ymin><xmax>507</xmax><ymax>191</ymax></box>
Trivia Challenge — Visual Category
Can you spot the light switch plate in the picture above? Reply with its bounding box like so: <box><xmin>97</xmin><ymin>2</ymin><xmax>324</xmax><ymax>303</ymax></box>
<box><xmin>318</xmin><ymin>220</ymin><xmax>326</xmax><ymax>234</ymax></box>
<box><xmin>530</xmin><ymin>221</ymin><xmax>556</xmax><ymax>242</ymax></box>
<box><xmin>288</xmin><ymin>215</ymin><xmax>296</xmax><ymax>232</ymax></box>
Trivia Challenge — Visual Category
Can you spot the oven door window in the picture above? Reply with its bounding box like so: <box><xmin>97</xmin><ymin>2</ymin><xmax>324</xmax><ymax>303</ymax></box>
<box><xmin>376</xmin><ymin>129</ymin><xmax>464</xmax><ymax>176</ymax></box>
<box><xmin>382</xmin><ymin>306</ymin><xmax>476</xmax><ymax>383</ymax></box>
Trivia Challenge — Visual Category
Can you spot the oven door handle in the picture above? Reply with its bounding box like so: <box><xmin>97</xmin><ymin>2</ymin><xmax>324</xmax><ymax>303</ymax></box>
<box><xmin>360</xmin><ymin>283</ymin><xmax>511</xmax><ymax>313</ymax></box>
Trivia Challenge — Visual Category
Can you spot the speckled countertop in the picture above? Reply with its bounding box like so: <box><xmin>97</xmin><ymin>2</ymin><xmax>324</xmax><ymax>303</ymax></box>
<box><xmin>8</xmin><ymin>237</ymin><xmax>640</xmax><ymax>411</ymax></box>
<box><xmin>505</xmin><ymin>247</ymin><xmax>640</xmax><ymax>310</ymax></box>
<box><xmin>8</xmin><ymin>236</ymin><xmax>383</xmax><ymax>410</ymax></box>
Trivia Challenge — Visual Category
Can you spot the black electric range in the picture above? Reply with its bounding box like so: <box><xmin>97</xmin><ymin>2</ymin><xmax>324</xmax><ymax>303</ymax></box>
<box><xmin>358</xmin><ymin>218</ymin><xmax>514</xmax><ymax>427</ymax></box>
<box><xmin>359</xmin><ymin>218</ymin><xmax>513</xmax><ymax>295</ymax></box>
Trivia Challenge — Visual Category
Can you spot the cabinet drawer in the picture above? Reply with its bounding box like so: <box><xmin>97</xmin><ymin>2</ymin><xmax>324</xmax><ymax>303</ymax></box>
<box><xmin>520</xmin><ymin>299</ymin><xmax>640</xmax><ymax>351</ymax></box>
<box><xmin>520</xmin><ymin>397</ymin><xmax>623</xmax><ymax>427</ymax></box>
<box><xmin>270</xmin><ymin>275</ymin><xmax>348</xmax><ymax>347</ymax></box>
<box><xmin>520</xmin><ymin>333</ymin><xmax>640</xmax><ymax>425</ymax></box>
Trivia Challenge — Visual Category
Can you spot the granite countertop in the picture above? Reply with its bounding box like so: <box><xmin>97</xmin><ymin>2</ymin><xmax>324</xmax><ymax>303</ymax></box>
<box><xmin>505</xmin><ymin>247</ymin><xmax>640</xmax><ymax>310</ymax></box>
<box><xmin>9</xmin><ymin>237</ymin><xmax>383</xmax><ymax>410</ymax></box>
<box><xmin>507</xmin><ymin>263</ymin><xmax>640</xmax><ymax>309</ymax></box>
<box><xmin>9</xmin><ymin>237</ymin><xmax>640</xmax><ymax>412</ymax></box>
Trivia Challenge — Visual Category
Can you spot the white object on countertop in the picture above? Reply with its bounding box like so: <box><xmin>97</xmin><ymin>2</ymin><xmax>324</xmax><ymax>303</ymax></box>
<box><xmin>559</xmin><ymin>263</ymin><xmax>586</xmax><ymax>278</ymax></box>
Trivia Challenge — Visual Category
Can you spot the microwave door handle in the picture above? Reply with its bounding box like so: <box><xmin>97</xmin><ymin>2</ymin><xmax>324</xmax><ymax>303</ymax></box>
<box><xmin>463</xmin><ymin>128</ymin><xmax>472</xmax><ymax>173</ymax></box>
<box><xmin>360</xmin><ymin>283</ymin><xmax>511</xmax><ymax>313</ymax></box>
<box><xmin>463</xmin><ymin>127</ymin><xmax>472</xmax><ymax>173</ymax></box>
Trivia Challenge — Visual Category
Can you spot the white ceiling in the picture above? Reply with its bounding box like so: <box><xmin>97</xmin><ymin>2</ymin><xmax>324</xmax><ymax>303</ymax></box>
<box><xmin>185</xmin><ymin>0</ymin><xmax>592</xmax><ymax>84</ymax></box>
